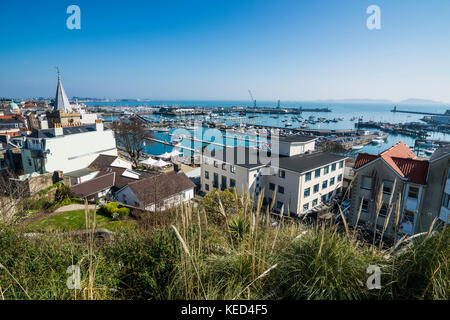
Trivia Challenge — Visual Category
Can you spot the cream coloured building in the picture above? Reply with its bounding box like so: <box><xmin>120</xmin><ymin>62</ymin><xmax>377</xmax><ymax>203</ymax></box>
<box><xmin>200</xmin><ymin>136</ymin><xmax>346</xmax><ymax>216</ymax></box>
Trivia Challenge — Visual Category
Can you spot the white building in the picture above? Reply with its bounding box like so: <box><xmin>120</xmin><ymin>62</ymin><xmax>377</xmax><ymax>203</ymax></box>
<box><xmin>115</xmin><ymin>171</ymin><xmax>195</xmax><ymax>211</ymax></box>
<box><xmin>201</xmin><ymin>136</ymin><xmax>346</xmax><ymax>216</ymax></box>
<box><xmin>21</xmin><ymin>120</ymin><xmax>117</xmax><ymax>174</ymax></box>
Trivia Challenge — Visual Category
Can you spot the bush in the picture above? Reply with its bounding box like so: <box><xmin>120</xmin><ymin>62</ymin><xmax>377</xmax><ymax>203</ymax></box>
<box><xmin>99</xmin><ymin>202</ymin><xmax>129</xmax><ymax>220</ymax></box>
<box><xmin>54</xmin><ymin>184</ymin><xmax>74</xmax><ymax>203</ymax></box>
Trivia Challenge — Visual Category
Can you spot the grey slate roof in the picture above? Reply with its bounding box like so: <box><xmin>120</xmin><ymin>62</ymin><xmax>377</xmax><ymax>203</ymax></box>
<box><xmin>206</xmin><ymin>146</ymin><xmax>346</xmax><ymax>173</ymax></box>
<box><xmin>53</xmin><ymin>76</ymin><xmax>72</xmax><ymax>112</ymax></box>
<box><xmin>278</xmin><ymin>152</ymin><xmax>346</xmax><ymax>173</ymax></box>
<box><xmin>276</xmin><ymin>135</ymin><xmax>316</xmax><ymax>143</ymax></box>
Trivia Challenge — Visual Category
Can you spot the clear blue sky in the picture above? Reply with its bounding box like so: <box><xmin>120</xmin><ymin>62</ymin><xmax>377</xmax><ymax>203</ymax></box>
<box><xmin>1</xmin><ymin>0</ymin><xmax>449</xmax><ymax>102</ymax></box>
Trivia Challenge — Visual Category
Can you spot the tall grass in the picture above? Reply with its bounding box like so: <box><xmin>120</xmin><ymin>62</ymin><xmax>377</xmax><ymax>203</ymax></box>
<box><xmin>0</xmin><ymin>190</ymin><xmax>448</xmax><ymax>300</ymax></box>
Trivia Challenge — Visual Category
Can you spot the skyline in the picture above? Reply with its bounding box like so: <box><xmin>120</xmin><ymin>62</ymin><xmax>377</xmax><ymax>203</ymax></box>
<box><xmin>1</xmin><ymin>0</ymin><xmax>450</xmax><ymax>102</ymax></box>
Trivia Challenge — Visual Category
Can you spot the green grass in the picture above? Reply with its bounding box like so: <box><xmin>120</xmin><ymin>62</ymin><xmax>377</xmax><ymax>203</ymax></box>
<box><xmin>101</xmin><ymin>220</ymin><xmax>138</xmax><ymax>232</ymax></box>
<box><xmin>1</xmin><ymin>190</ymin><xmax>448</xmax><ymax>300</ymax></box>
<box><xmin>30</xmin><ymin>210</ymin><xmax>111</xmax><ymax>232</ymax></box>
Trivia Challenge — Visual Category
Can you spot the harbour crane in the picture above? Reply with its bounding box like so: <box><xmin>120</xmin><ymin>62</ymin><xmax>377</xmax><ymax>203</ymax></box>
<box><xmin>248</xmin><ymin>90</ymin><xmax>256</xmax><ymax>108</ymax></box>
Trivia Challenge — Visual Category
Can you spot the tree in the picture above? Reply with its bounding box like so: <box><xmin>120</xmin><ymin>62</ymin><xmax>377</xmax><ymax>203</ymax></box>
<box><xmin>112</xmin><ymin>118</ymin><xmax>152</xmax><ymax>167</ymax></box>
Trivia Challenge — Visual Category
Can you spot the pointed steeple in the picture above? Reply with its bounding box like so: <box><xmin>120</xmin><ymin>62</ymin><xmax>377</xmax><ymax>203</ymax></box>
<box><xmin>53</xmin><ymin>68</ymin><xmax>72</xmax><ymax>112</ymax></box>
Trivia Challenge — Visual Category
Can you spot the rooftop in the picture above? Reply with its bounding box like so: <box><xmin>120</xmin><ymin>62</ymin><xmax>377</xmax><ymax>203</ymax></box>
<box><xmin>70</xmin><ymin>172</ymin><xmax>115</xmax><ymax>198</ymax></box>
<box><xmin>27</xmin><ymin>124</ymin><xmax>107</xmax><ymax>139</ymax></box>
<box><xmin>354</xmin><ymin>142</ymin><xmax>429</xmax><ymax>185</ymax></box>
<box><xmin>126</xmin><ymin>171</ymin><xmax>195</xmax><ymax>206</ymax></box>
<box><xmin>276</xmin><ymin>135</ymin><xmax>316</xmax><ymax>143</ymax></box>
<box><xmin>206</xmin><ymin>146</ymin><xmax>346</xmax><ymax>173</ymax></box>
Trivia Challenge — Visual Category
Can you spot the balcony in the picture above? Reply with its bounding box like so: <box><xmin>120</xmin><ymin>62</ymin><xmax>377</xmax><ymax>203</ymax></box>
<box><xmin>439</xmin><ymin>206</ymin><xmax>449</xmax><ymax>223</ymax></box>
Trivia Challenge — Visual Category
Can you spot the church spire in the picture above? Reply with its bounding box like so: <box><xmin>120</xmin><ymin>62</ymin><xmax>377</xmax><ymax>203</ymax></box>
<box><xmin>53</xmin><ymin>67</ymin><xmax>72</xmax><ymax>112</ymax></box>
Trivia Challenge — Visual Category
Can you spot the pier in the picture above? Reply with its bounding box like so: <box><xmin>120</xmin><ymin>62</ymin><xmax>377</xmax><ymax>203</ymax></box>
<box><xmin>391</xmin><ymin>106</ymin><xmax>449</xmax><ymax>116</ymax></box>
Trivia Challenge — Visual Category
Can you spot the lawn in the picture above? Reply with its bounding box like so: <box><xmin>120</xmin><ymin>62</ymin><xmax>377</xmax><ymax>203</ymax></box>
<box><xmin>30</xmin><ymin>210</ymin><xmax>138</xmax><ymax>232</ymax></box>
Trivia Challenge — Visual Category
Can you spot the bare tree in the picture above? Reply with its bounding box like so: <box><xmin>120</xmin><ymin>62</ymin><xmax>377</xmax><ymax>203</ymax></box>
<box><xmin>112</xmin><ymin>118</ymin><xmax>152</xmax><ymax>167</ymax></box>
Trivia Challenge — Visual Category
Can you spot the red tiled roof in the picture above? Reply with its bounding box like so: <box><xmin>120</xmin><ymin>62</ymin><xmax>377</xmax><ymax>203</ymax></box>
<box><xmin>391</xmin><ymin>157</ymin><xmax>429</xmax><ymax>185</ymax></box>
<box><xmin>354</xmin><ymin>153</ymin><xmax>378</xmax><ymax>169</ymax></box>
<box><xmin>354</xmin><ymin>142</ymin><xmax>429</xmax><ymax>184</ymax></box>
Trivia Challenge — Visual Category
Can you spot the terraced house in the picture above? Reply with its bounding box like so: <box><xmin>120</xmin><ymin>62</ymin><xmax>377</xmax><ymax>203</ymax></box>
<box><xmin>201</xmin><ymin>136</ymin><xmax>346</xmax><ymax>216</ymax></box>
<box><xmin>350</xmin><ymin>142</ymin><xmax>450</xmax><ymax>239</ymax></box>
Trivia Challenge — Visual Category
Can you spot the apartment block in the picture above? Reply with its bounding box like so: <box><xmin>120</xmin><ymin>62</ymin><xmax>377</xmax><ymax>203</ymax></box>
<box><xmin>200</xmin><ymin>136</ymin><xmax>346</xmax><ymax>216</ymax></box>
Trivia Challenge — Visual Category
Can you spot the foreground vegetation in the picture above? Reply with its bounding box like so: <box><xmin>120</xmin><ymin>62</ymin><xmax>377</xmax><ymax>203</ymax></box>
<box><xmin>0</xmin><ymin>189</ymin><xmax>448</xmax><ymax>300</ymax></box>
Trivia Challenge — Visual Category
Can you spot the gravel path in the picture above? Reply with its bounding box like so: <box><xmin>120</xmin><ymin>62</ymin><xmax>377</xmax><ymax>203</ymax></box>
<box><xmin>53</xmin><ymin>204</ymin><xmax>98</xmax><ymax>213</ymax></box>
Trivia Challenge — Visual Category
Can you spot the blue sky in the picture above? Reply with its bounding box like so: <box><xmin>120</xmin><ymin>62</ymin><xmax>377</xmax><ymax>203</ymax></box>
<box><xmin>1</xmin><ymin>0</ymin><xmax>449</xmax><ymax>102</ymax></box>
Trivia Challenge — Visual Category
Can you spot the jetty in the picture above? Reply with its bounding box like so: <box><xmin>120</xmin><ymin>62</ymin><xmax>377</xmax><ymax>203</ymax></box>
<box><xmin>391</xmin><ymin>106</ymin><xmax>449</xmax><ymax>116</ymax></box>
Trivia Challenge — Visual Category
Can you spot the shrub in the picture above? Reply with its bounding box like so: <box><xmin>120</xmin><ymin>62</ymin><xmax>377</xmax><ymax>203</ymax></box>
<box><xmin>99</xmin><ymin>202</ymin><xmax>129</xmax><ymax>220</ymax></box>
<box><xmin>54</xmin><ymin>184</ymin><xmax>74</xmax><ymax>203</ymax></box>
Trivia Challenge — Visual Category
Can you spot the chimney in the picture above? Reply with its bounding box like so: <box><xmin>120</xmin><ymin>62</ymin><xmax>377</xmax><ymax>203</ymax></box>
<box><xmin>54</xmin><ymin>123</ymin><xmax>63</xmax><ymax>136</ymax></box>
<box><xmin>95</xmin><ymin>119</ymin><xmax>104</xmax><ymax>131</ymax></box>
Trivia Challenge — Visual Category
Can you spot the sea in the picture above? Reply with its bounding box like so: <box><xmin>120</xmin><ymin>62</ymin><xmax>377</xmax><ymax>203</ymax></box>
<box><xmin>85</xmin><ymin>101</ymin><xmax>450</xmax><ymax>158</ymax></box>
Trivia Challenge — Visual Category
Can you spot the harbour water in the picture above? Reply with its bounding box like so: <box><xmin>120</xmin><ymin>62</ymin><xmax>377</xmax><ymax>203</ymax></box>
<box><xmin>87</xmin><ymin>101</ymin><xmax>450</xmax><ymax>158</ymax></box>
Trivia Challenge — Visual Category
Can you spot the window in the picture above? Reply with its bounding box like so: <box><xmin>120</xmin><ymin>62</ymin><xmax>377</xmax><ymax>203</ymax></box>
<box><xmin>222</xmin><ymin>163</ymin><xmax>226</xmax><ymax>170</ymax></box>
<box><xmin>379</xmin><ymin>203</ymin><xmax>389</xmax><ymax>217</ymax></box>
<box><xmin>205</xmin><ymin>184</ymin><xmax>209</xmax><ymax>191</ymax></box>
<box><xmin>303</xmin><ymin>203</ymin><xmax>309</xmax><ymax>212</ymax></box>
<box><xmin>315</xmin><ymin>168</ymin><xmax>321</xmax><ymax>178</ymax></box>
<box><xmin>269</xmin><ymin>183</ymin><xmax>275</xmax><ymax>191</ymax></box>
<box><xmin>339</xmin><ymin>161</ymin><xmax>344</xmax><ymax>169</ymax></box>
<box><xmin>313</xmin><ymin>184</ymin><xmax>319</xmax><ymax>193</ymax></box>
<box><xmin>304</xmin><ymin>188</ymin><xmax>310</xmax><ymax>198</ymax></box>
<box><xmin>221</xmin><ymin>176</ymin><xmax>227</xmax><ymax>190</ymax></box>
<box><xmin>408</xmin><ymin>186</ymin><xmax>419</xmax><ymax>199</ymax></box>
<box><xmin>230</xmin><ymin>179</ymin><xmax>236</xmax><ymax>188</ymax></box>
<box><xmin>361</xmin><ymin>176</ymin><xmax>372</xmax><ymax>190</ymax></box>
<box><xmin>204</xmin><ymin>157</ymin><xmax>210</xmax><ymax>165</ymax></box>
<box><xmin>213</xmin><ymin>161</ymin><xmax>218</xmax><ymax>168</ymax></box>
<box><xmin>312</xmin><ymin>198</ymin><xmax>318</xmax><ymax>206</ymax></box>
<box><xmin>324</xmin><ymin>166</ymin><xmax>329</xmax><ymax>174</ymax></box>
<box><xmin>321</xmin><ymin>195</ymin><xmax>327</xmax><ymax>202</ymax></box>
<box><xmin>279</xmin><ymin>170</ymin><xmax>285</xmax><ymax>178</ymax></box>
<box><xmin>278</xmin><ymin>186</ymin><xmax>285</xmax><ymax>194</ymax></box>
<box><xmin>205</xmin><ymin>171</ymin><xmax>209</xmax><ymax>180</ymax></box>
<box><xmin>383</xmin><ymin>181</ymin><xmax>393</xmax><ymax>194</ymax></box>
<box><xmin>230</xmin><ymin>165</ymin><xmax>235</xmax><ymax>173</ymax></box>
<box><xmin>361</xmin><ymin>198</ymin><xmax>369</xmax><ymax>212</ymax></box>
<box><xmin>330</xmin><ymin>177</ymin><xmax>335</xmax><ymax>186</ymax></box>
<box><xmin>322</xmin><ymin>180</ymin><xmax>328</xmax><ymax>189</ymax></box>
<box><xmin>213</xmin><ymin>173</ymin><xmax>219</xmax><ymax>188</ymax></box>
<box><xmin>122</xmin><ymin>194</ymin><xmax>127</xmax><ymax>204</ymax></box>
<box><xmin>443</xmin><ymin>193</ymin><xmax>450</xmax><ymax>210</ymax></box>
<box><xmin>331</xmin><ymin>163</ymin><xmax>336</xmax><ymax>172</ymax></box>
<box><xmin>338</xmin><ymin>174</ymin><xmax>342</xmax><ymax>182</ymax></box>
<box><xmin>403</xmin><ymin>210</ymin><xmax>415</xmax><ymax>223</ymax></box>
<box><xmin>305</xmin><ymin>172</ymin><xmax>312</xmax><ymax>182</ymax></box>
